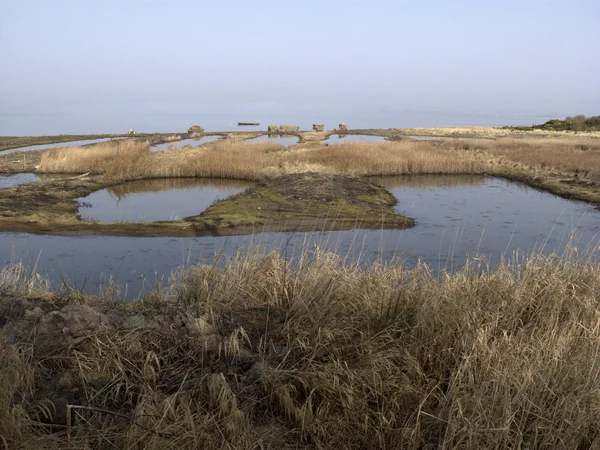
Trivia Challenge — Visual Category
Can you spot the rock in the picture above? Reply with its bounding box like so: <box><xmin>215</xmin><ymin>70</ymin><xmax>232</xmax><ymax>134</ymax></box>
<box><xmin>312</xmin><ymin>124</ymin><xmax>325</xmax><ymax>132</ymax></box>
<box><xmin>188</xmin><ymin>125</ymin><xmax>204</xmax><ymax>134</ymax></box>
<box><xmin>128</xmin><ymin>128</ymin><xmax>136</xmax><ymax>135</ymax></box>
<box><xmin>267</xmin><ymin>125</ymin><xmax>280</xmax><ymax>133</ymax></box>
<box><xmin>279</xmin><ymin>125</ymin><xmax>300</xmax><ymax>133</ymax></box>
<box><xmin>338</xmin><ymin>122</ymin><xmax>349</xmax><ymax>131</ymax></box>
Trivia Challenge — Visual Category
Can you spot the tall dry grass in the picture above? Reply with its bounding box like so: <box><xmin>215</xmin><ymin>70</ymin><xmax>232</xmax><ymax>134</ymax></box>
<box><xmin>38</xmin><ymin>139</ymin><xmax>487</xmax><ymax>180</ymax></box>
<box><xmin>447</xmin><ymin>137</ymin><xmax>600</xmax><ymax>179</ymax></box>
<box><xmin>2</xmin><ymin>249</ymin><xmax>600</xmax><ymax>448</ymax></box>
<box><xmin>281</xmin><ymin>140</ymin><xmax>485</xmax><ymax>175</ymax></box>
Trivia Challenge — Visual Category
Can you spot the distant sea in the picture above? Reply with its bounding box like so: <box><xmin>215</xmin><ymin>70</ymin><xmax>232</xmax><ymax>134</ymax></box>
<box><xmin>0</xmin><ymin>111</ymin><xmax>553</xmax><ymax>136</ymax></box>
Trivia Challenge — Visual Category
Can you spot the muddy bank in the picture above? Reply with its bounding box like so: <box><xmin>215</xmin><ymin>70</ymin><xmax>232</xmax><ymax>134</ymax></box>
<box><xmin>0</xmin><ymin>173</ymin><xmax>414</xmax><ymax>236</ymax></box>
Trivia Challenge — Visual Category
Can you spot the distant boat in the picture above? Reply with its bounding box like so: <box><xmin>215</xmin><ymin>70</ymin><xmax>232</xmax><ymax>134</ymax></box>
<box><xmin>238</xmin><ymin>122</ymin><xmax>260</xmax><ymax>126</ymax></box>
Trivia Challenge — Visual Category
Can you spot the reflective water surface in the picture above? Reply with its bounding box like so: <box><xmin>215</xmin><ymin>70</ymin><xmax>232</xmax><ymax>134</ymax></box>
<box><xmin>326</xmin><ymin>135</ymin><xmax>385</xmax><ymax>144</ymax></box>
<box><xmin>77</xmin><ymin>178</ymin><xmax>253</xmax><ymax>223</ymax></box>
<box><xmin>0</xmin><ymin>173</ymin><xmax>39</xmax><ymax>189</ymax></box>
<box><xmin>151</xmin><ymin>136</ymin><xmax>221</xmax><ymax>152</ymax></box>
<box><xmin>3</xmin><ymin>138</ymin><xmax>124</xmax><ymax>154</ymax></box>
<box><xmin>245</xmin><ymin>135</ymin><xmax>299</xmax><ymax>147</ymax></box>
<box><xmin>1</xmin><ymin>175</ymin><xmax>598</xmax><ymax>298</ymax></box>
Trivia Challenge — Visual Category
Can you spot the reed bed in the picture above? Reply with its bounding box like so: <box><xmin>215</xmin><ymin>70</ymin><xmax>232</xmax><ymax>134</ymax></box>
<box><xmin>38</xmin><ymin>139</ymin><xmax>488</xmax><ymax>180</ymax></box>
<box><xmin>282</xmin><ymin>140</ymin><xmax>485</xmax><ymax>175</ymax></box>
<box><xmin>447</xmin><ymin>136</ymin><xmax>600</xmax><ymax>179</ymax></box>
<box><xmin>1</xmin><ymin>249</ymin><xmax>599</xmax><ymax>448</ymax></box>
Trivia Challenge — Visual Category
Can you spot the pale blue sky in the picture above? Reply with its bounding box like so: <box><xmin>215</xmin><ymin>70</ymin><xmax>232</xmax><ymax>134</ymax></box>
<box><xmin>1</xmin><ymin>0</ymin><xmax>599</xmax><ymax>134</ymax></box>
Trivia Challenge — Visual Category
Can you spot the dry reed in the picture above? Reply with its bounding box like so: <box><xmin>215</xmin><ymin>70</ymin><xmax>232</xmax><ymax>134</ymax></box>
<box><xmin>446</xmin><ymin>137</ymin><xmax>600</xmax><ymax>179</ymax></box>
<box><xmin>1</xmin><ymin>248</ymin><xmax>600</xmax><ymax>448</ymax></box>
<box><xmin>38</xmin><ymin>139</ymin><xmax>488</xmax><ymax>180</ymax></box>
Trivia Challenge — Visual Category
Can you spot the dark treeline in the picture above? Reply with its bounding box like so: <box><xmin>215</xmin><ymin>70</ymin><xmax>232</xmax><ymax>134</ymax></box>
<box><xmin>505</xmin><ymin>114</ymin><xmax>600</xmax><ymax>132</ymax></box>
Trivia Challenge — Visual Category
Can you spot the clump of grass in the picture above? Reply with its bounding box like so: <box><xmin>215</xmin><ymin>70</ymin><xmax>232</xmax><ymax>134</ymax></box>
<box><xmin>38</xmin><ymin>139</ymin><xmax>150</xmax><ymax>174</ymax></box>
<box><xmin>2</xmin><ymin>249</ymin><xmax>600</xmax><ymax>448</ymax></box>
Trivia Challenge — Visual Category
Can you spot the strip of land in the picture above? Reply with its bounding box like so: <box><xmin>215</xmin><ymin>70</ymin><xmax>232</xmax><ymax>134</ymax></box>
<box><xmin>0</xmin><ymin>128</ymin><xmax>599</xmax><ymax>236</ymax></box>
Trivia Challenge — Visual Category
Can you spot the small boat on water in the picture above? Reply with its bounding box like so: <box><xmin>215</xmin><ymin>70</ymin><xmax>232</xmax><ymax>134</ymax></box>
<box><xmin>238</xmin><ymin>122</ymin><xmax>260</xmax><ymax>126</ymax></box>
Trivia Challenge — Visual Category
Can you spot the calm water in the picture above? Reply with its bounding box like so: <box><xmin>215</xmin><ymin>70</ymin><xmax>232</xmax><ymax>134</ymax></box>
<box><xmin>2</xmin><ymin>138</ymin><xmax>123</xmax><ymax>154</ymax></box>
<box><xmin>326</xmin><ymin>135</ymin><xmax>385</xmax><ymax>144</ymax></box>
<box><xmin>1</xmin><ymin>175</ymin><xmax>598</xmax><ymax>298</ymax></box>
<box><xmin>245</xmin><ymin>135</ymin><xmax>299</xmax><ymax>146</ymax></box>
<box><xmin>0</xmin><ymin>173</ymin><xmax>39</xmax><ymax>189</ymax></box>
<box><xmin>151</xmin><ymin>136</ymin><xmax>221</xmax><ymax>152</ymax></box>
<box><xmin>77</xmin><ymin>178</ymin><xmax>253</xmax><ymax>223</ymax></box>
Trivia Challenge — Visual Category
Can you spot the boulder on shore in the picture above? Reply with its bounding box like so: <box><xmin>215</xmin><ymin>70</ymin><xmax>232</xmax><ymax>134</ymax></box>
<box><xmin>279</xmin><ymin>125</ymin><xmax>300</xmax><ymax>133</ymax></box>
<box><xmin>338</xmin><ymin>123</ymin><xmax>349</xmax><ymax>131</ymax></box>
<box><xmin>127</xmin><ymin>128</ymin><xmax>136</xmax><ymax>135</ymax></box>
<box><xmin>267</xmin><ymin>125</ymin><xmax>280</xmax><ymax>133</ymax></box>
<box><xmin>312</xmin><ymin>124</ymin><xmax>325</xmax><ymax>132</ymax></box>
<box><xmin>188</xmin><ymin>125</ymin><xmax>204</xmax><ymax>134</ymax></box>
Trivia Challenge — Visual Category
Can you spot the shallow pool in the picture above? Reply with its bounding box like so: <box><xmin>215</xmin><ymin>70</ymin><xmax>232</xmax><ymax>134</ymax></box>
<box><xmin>0</xmin><ymin>173</ymin><xmax>39</xmax><ymax>189</ymax></box>
<box><xmin>3</xmin><ymin>138</ymin><xmax>125</xmax><ymax>154</ymax></box>
<box><xmin>2</xmin><ymin>175</ymin><xmax>598</xmax><ymax>297</ymax></box>
<box><xmin>151</xmin><ymin>136</ymin><xmax>221</xmax><ymax>152</ymax></box>
<box><xmin>77</xmin><ymin>178</ymin><xmax>253</xmax><ymax>223</ymax></box>
<box><xmin>245</xmin><ymin>135</ymin><xmax>299</xmax><ymax>147</ymax></box>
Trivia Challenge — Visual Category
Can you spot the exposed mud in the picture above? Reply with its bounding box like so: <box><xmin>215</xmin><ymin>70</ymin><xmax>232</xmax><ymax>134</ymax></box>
<box><xmin>187</xmin><ymin>172</ymin><xmax>414</xmax><ymax>233</ymax></box>
<box><xmin>0</xmin><ymin>173</ymin><xmax>414</xmax><ymax>236</ymax></box>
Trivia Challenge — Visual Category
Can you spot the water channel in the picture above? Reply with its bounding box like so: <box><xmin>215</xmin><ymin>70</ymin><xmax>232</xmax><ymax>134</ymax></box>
<box><xmin>1</xmin><ymin>175</ymin><xmax>598</xmax><ymax>298</ymax></box>
<box><xmin>0</xmin><ymin>173</ymin><xmax>39</xmax><ymax>189</ymax></box>
<box><xmin>151</xmin><ymin>136</ymin><xmax>221</xmax><ymax>152</ymax></box>
<box><xmin>77</xmin><ymin>178</ymin><xmax>253</xmax><ymax>223</ymax></box>
<box><xmin>3</xmin><ymin>138</ymin><xmax>125</xmax><ymax>154</ymax></box>
<box><xmin>245</xmin><ymin>135</ymin><xmax>299</xmax><ymax>146</ymax></box>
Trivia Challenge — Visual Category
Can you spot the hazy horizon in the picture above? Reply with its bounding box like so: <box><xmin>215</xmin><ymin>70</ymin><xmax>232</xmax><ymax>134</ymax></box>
<box><xmin>1</xmin><ymin>0</ymin><xmax>598</xmax><ymax>135</ymax></box>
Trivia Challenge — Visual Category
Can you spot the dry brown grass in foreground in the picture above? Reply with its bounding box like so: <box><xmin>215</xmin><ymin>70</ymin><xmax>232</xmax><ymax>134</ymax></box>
<box><xmin>1</xmin><ymin>250</ymin><xmax>600</xmax><ymax>448</ymax></box>
<box><xmin>446</xmin><ymin>136</ymin><xmax>600</xmax><ymax>179</ymax></box>
<box><xmin>38</xmin><ymin>138</ymin><xmax>487</xmax><ymax>180</ymax></box>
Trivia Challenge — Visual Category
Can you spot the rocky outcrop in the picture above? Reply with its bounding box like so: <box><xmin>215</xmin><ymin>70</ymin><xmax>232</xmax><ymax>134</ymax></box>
<box><xmin>187</xmin><ymin>125</ymin><xmax>204</xmax><ymax>134</ymax></box>
<box><xmin>312</xmin><ymin>124</ymin><xmax>325</xmax><ymax>132</ymax></box>
<box><xmin>279</xmin><ymin>125</ymin><xmax>300</xmax><ymax>133</ymax></box>
<box><xmin>337</xmin><ymin>123</ymin><xmax>349</xmax><ymax>131</ymax></box>
<box><xmin>127</xmin><ymin>128</ymin><xmax>136</xmax><ymax>135</ymax></box>
<box><xmin>267</xmin><ymin>125</ymin><xmax>280</xmax><ymax>133</ymax></box>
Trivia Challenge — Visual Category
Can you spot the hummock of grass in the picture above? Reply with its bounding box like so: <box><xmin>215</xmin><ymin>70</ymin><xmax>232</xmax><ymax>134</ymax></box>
<box><xmin>1</xmin><ymin>249</ymin><xmax>600</xmax><ymax>449</ymax></box>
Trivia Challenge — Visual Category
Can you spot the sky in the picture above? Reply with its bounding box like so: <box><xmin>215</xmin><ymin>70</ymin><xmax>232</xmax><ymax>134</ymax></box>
<box><xmin>1</xmin><ymin>0</ymin><xmax>599</xmax><ymax>134</ymax></box>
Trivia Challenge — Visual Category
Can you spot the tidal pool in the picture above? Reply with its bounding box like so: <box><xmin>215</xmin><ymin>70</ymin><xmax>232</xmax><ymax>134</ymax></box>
<box><xmin>2</xmin><ymin>175</ymin><xmax>599</xmax><ymax>298</ymax></box>
<box><xmin>3</xmin><ymin>138</ymin><xmax>124</xmax><ymax>154</ymax></box>
<box><xmin>0</xmin><ymin>173</ymin><xmax>39</xmax><ymax>189</ymax></box>
<box><xmin>77</xmin><ymin>178</ymin><xmax>253</xmax><ymax>223</ymax></box>
<box><xmin>245</xmin><ymin>135</ymin><xmax>299</xmax><ymax>147</ymax></box>
<box><xmin>151</xmin><ymin>136</ymin><xmax>221</xmax><ymax>151</ymax></box>
<box><xmin>326</xmin><ymin>135</ymin><xmax>385</xmax><ymax>144</ymax></box>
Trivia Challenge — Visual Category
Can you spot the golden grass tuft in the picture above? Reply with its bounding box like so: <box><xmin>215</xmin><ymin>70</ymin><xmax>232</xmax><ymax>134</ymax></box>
<box><xmin>1</xmin><ymin>249</ymin><xmax>600</xmax><ymax>448</ymax></box>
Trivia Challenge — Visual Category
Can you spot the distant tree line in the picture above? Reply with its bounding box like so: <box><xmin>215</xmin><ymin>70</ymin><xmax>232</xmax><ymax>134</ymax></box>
<box><xmin>504</xmin><ymin>115</ymin><xmax>600</xmax><ymax>132</ymax></box>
